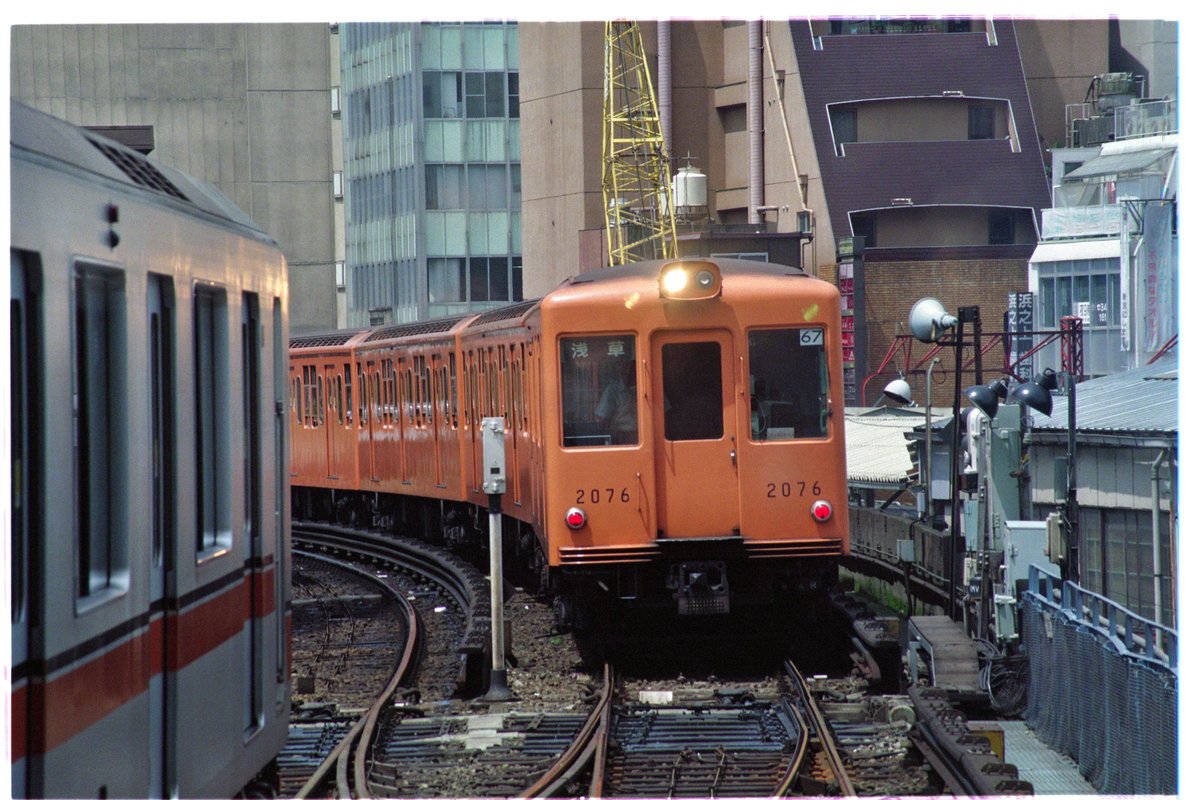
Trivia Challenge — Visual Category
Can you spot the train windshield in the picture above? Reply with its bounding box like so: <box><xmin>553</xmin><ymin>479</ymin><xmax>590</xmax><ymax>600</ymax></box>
<box><xmin>748</xmin><ymin>327</ymin><xmax>829</xmax><ymax>440</ymax></box>
<box><xmin>560</xmin><ymin>335</ymin><xmax>638</xmax><ymax>447</ymax></box>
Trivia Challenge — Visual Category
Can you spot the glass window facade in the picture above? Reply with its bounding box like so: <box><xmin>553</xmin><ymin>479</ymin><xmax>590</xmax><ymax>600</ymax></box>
<box><xmin>1035</xmin><ymin>257</ymin><xmax>1125</xmax><ymax>376</ymax></box>
<box><xmin>343</xmin><ymin>22</ymin><xmax>521</xmax><ymax>326</ymax></box>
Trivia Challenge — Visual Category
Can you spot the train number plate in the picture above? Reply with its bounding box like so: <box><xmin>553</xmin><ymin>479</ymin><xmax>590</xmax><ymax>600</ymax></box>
<box><xmin>574</xmin><ymin>487</ymin><xmax>631</xmax><ymax>504</ymax></box>
<box><xmin>766</xmin><ymin>480</ymin><xmax>822</xmax><ymax>499</ymax></box>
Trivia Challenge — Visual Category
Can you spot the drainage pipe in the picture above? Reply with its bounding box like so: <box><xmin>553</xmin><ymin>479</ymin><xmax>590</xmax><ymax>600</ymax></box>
<box><xmin>1151</xmin><ymin>449</ymin><xmax>1166</xmax><ymax>640</ymax></box>
<box><xmin>658</xmin><ymin>21</ymin><xmax>672</xmax><ymax>160</ymax></box>
<box><xmin>748</xmin><ymin>19</ymin><xmax>764</xmax><ymax>225</ymax></box>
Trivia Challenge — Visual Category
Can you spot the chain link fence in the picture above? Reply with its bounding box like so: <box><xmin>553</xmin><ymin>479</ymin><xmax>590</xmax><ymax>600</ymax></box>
<box><xmin>1023</xmin><ymin>566</ymin><xmax>1177</xmax><ymax>794</ymax></box>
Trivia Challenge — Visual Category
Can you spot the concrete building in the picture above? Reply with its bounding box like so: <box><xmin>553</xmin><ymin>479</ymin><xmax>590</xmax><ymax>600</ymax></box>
<box><xmin>1028</xmin><ymin>22</ymin><xmax>1178</xmax><ymax>378</ymax></box>
<box><xmin>10</xmin><ymin>23</ymin><xmax>341</xmax><ymax>333</ymax></box>
<box><xmin>519</xmin><ymin>19</ymin><xmax>1072</xmax><ymax>406</ymax></box>
<box><xmin>1025</xmin><ymin>353</ymin><xmax>1178</xmax><ymax>627</ymax></box>
<box><xmin>338</xmin><ymin>22</ymin><xmax>523</xmax><ymax>327</ymax></box>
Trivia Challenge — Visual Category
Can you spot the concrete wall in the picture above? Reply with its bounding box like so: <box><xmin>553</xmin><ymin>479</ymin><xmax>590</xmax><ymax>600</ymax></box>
<box><xmin>10</xmin><ymin>23</ymin><xmax>338</xmax><ymax>332</ymax></box>
<box><xmin>1013</xmin><ymin>19</ymin><xmax>1110</xmax><ymax>152</ymax></box>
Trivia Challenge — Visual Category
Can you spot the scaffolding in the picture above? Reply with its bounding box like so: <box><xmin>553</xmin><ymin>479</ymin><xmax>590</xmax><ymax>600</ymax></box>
<box><xmin>602</xmin><ymin>21</ymin><xmax>677</xmax><ymax>266</ymax></box>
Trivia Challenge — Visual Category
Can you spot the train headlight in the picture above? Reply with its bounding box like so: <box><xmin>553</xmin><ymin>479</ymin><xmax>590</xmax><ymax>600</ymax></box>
<box><xmin>565</xmin><ymin>507</ymin><xmax>587</xmax><ymax>530</ymax></box>
<box><xmin>662</xmin><ymin>267</ymin><xmax>689</xmax><ymax>294</ymax></box>
<box><xmin>658</xmin><ymin>260</ymin><xmax>722</xmax><ymax>300</ymax></box>
<box><xmin>811</xmin><ymin>500</ymin><xmax>833</xmax><ymax>523</ymax></box>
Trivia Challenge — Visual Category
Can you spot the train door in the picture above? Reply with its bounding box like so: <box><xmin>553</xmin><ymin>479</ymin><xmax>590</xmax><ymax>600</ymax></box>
<box><xmin>242</xmin><ymin>294</ymin><xmax>263</xmax><ymax>735</ymax></box>
<box><xmin>148</xmin><ymin>274</ymin><xmax>178</xmax><ymax>797</ymax></box>
<box><xmin>273</xmin><ymin>300</ymin><xmax>288</xmax><ymax>701</ymax></box>
<box><xmin>652</xmin><ymin>330</ymin><xmax>741</xmax><ymax>537</ymax></box>
<box><xmin>11</xmin><ymin>252</ymin><xmax>40</xmax><ymax>798</ymax></box>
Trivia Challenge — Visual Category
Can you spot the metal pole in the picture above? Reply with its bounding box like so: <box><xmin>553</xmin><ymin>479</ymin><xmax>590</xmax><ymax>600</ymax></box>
<box><xmin>924</xmin><ymin>357</ymin><xmax>940</xmax><ymax>521</ymax></box>
<box><xmin>1066</xmin><ymin>370</ymin><xmax>1078</xmax><ymax>585</ymax></box>
<box><xmin>485</xmin><ymin>493</ymin><xmax>511</xmax><ymax>699</ymax></box>
<box><xmin>481</xmin><ymin>417</ymin><xmax>512</xmax><ymax>702</ymax></box>
<box><xmin>949</xmin><ymin>325</ymin><xmax>963</xmax><ymax>622</ymax></box>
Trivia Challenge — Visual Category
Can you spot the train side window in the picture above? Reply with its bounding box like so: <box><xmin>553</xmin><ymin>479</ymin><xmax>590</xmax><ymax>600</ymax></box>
<box><xmin>449</xmin><ymin>352</ymin><xmax>458</xmax><ymax>429</ymax></box>
<box><xmin>499</xmin><ymin>347</ymin><xmax>509</xmax><ymax>424</ymax></box>
<box><xmin>331</xmin><ymin>375</ymin><xmax>342</xmax><ymax>425</ymax></box>
<box><xmin>75</xmin><ymin>264</ymin><xmax>130</xmax><ymax>598</ymax></box>
<box><xmin>380</xmin><ymin>360</ymin><xmax>394</xmax><ymax>427</ymax></box>
<box><xmin>421</xmin><ymin>356</ymin><xmax>433</xmax><ymax>426</ymax></box>
<box><xmin>343</xmin><ymin>363</ymin><xmax>353</xmax><ymax>426</ymax></box>
<box><xmin>315</xmin><ymin>370</ymin><xmax>325</xmax><ymax>427</ymax></box>
<box><xmin>194</xmin><ymin>285</ymin><xmax>231</xmax><ymax>557</ymax></box>
<box><xmin>560</xmin><ymin>334</ymin><xmax>637</xmax><ymax>447</ymax></box>
<box><xmin>747</xmin><ymin>327</ymin><xmax>829</xmax><ymax>440</ymax></box>
<box><xmin>371</xmin><ymin>369</ymin><xmax>381</xmax><ymax>424</ymax></box>
<box><xmin>293</xmin><ymin>376</ymin><xmax>302</xmax><ymax>425</ymax></box>
<box><xmin>357</xmin><ymin>364</ymin><xmax>367</xmax><ymax>428</ymax></box>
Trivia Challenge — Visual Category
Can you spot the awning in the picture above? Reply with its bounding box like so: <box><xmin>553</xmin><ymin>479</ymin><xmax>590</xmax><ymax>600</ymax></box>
<box><xmin>1029</xmin><ymin>238</ymin><xmax>1121</xmax><ymax>263</ymax></box>
<box><xmin>1063</xmin><ymin>148</ymin><xmax>1173</xmax><ymax>181</ymax></box>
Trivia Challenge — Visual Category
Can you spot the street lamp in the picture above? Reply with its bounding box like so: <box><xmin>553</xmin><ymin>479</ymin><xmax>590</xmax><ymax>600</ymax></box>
<box><xmin>964</xmin><ymin>379</ymin><xmax>1009</xmax><ymax>420</ymax></box>
<box><xmin>908</xmin><ymin>297</ymin><xmax>982</xmax><ymax>622</ymax></box>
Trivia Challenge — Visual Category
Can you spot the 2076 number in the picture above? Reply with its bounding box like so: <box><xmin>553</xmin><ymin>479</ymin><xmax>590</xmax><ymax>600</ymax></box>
<box><xmin>575</xmin><ymin>488</ymin><xmax>631</xmax><ymax>504</ymax></box>
<box><xmin>766</xmin><ymin>480</ymin><xmax>821</xmax><ymax>499</ymax></box>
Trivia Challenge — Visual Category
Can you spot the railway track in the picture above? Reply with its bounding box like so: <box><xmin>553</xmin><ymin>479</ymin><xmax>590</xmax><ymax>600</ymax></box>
<box><xmin>282</xmin><ymin>526</ymin><xmax>1033</xmax><ymax>798</ymax></box>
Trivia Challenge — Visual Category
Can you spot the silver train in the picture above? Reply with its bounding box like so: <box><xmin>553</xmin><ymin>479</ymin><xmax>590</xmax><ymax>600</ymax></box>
<box><xmin>10</xmin><ymin>100</ymin><xmax>291</xmax><ymax>798</ymax></box>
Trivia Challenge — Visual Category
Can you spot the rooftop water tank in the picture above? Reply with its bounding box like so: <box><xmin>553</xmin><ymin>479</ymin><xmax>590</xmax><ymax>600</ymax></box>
<box><xmin>672</xmin><ymin>166</ymin><xmax>707</xmax><ymax>213</ymax></box>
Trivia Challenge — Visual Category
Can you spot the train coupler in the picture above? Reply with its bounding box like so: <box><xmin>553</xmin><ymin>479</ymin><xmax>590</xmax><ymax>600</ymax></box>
<box><xmin>670</xmin><ymin>561</ymin><xmax>730</xmax><ymax>615</ymax></box>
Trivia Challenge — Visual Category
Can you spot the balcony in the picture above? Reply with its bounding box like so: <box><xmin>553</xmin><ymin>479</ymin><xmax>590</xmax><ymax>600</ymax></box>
<box><xmin>1041</xmin><ymin>205</ymin><xmax>1123</xmax><ymax>240</ymax></box>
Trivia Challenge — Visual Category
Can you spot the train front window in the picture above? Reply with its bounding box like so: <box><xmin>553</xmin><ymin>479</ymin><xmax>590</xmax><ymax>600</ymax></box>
<box><xmin>662</xmin><ymin>341</ymin><xmax>723</xmax><ymax>441</ymax></box>
<box><xmin>560</xmin><ymin>335</ymin><xmax>637</xmax><ymax>447</ymax></box>
<box><xmin>747</xmin><ymin>328</ymin><xmax>829</xmax><ymax>440</ymax></box>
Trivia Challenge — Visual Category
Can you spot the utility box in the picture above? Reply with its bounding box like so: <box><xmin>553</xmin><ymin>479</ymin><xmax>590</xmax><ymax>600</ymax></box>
<box><xmin>481</xmin><ymin>416</ymin><xmax>506</xmax><ymax>495</ymax></box>
<box><xmin>1003</xmin><ymin>519</ymin><xmax>1054</xmax><ymax>595</ymax></box>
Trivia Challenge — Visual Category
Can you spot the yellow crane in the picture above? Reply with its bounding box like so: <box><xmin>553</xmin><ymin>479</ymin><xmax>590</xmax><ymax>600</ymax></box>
<box><xmin>602</xmin><ymin>20</ymin><xmax>678</xmax><ymax>266</ymax></box>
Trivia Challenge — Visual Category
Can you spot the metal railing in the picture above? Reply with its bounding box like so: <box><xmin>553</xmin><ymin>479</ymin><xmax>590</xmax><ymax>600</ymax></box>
<box><xmin>1026</xmin><ymin>564</ymin><xmax>1176</xmax><ymax>671</ymax></box>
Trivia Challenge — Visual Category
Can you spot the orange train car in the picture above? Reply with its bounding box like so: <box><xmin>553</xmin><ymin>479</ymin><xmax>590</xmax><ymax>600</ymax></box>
<box><xmin>290</xmin><ymin>258</ymin><xmax>848</xmax><ymax>623</ymax></box>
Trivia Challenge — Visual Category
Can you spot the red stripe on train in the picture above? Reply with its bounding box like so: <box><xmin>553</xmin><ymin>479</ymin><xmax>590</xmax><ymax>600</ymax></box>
<box><xmin>13</xmin><ymin>568</ymin><xmax>277</xmax><ymax>759</ymax></box>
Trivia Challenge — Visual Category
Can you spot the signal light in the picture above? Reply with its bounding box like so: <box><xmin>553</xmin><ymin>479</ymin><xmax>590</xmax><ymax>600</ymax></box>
<box><xmin>565</xmin><ymin>507</ymin><xmax>587</xmax><ymax>530</ymax></box>
<box><xmin>811</xmin><ymin>500</ymin><xmax>833</xmax><ymax>523</ymax></box>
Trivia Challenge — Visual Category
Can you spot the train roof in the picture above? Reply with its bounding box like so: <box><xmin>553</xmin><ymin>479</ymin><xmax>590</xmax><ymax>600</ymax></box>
<box><xmin>10</xmin><ymin>100</ymin><xmax>277</xmax><ymax>245</ymax></box>
<box><xmin>563</xmin><ymin>257</ymin><xmax>812</xmax><ymax>287</ymax></box>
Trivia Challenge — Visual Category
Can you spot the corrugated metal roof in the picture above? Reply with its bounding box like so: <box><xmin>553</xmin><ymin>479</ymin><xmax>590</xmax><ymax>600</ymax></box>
<box><xmin>1030</xmin><ymin>353</ymin><xmax>1178</xmax><ymax>435</ymax></box>
<box><xmin>844</xmin><ymin>407</ymin><xmax>951</xmax><ymax>486</ymax></box>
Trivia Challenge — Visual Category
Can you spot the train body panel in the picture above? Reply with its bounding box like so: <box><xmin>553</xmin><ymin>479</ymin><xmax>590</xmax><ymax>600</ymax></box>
<box><xmin>11</xmin><ymin>101</ymin><xmax>290</xmax><ymax>798</ymax></box>
<box><xmin>291</xmin><ymin>258</ymin><xmax>847</xmax><ymax>614</ymax></box>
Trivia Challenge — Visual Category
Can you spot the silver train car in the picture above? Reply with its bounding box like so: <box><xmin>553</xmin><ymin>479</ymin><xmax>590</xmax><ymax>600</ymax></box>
<box><xmin>10</xmin><ymin>100</ymin><xmax>291</xmax><ymax>798</ymax></box>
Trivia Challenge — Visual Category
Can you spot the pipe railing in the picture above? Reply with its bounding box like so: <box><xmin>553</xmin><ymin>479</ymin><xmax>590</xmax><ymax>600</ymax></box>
<box><xmin>1026</xmin><ymin>564</ymin><xmax>1177</xmax><ymax>673</ymax></box>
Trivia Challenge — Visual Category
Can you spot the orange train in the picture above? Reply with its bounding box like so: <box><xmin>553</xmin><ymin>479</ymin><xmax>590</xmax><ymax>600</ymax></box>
<box><xmin>290</xmin><ymin>257</ymin><xmax>848</xmax><ymax>624</ymax></box>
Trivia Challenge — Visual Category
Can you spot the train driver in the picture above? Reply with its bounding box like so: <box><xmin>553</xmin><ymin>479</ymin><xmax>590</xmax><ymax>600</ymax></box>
<box><xmin>595</xmin><ymin>359</ymin><xmax>639</xmax><ymax>445</ymax></box>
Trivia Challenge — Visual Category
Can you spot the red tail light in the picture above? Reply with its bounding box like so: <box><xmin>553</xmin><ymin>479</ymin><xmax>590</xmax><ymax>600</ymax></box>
<box><xmin>811</xmin><ymin>500</ymin><xmax>833</xmax><ymax>523</ymax></box>
<box><xmin>565</xmin><ymin>507</ymin><xmax>587</xmax><ymax>530</ymax></box>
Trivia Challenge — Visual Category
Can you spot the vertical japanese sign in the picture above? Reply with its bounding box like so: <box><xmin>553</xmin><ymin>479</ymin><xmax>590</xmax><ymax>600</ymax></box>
<box><xmin>1007</xmin><ymin>291</ymin><xmax>1034</xmax><ymax>382</ymax></box>
<box><xmin>1141</xmin><ymin>200</ymin><xmax>1174</xmax><ymax>354</ymax></box>
<box><xmin>837</xmin><ymin>236</ymin><xmax>864</xmax><ymax>403</ymax></box>
<box><xmin>1119</xmin><ymin>205</ymin><xmax>1132</xmax><ymax>351</ymax></box>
